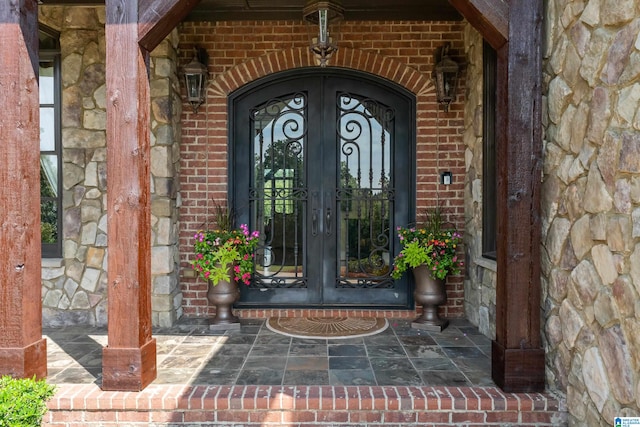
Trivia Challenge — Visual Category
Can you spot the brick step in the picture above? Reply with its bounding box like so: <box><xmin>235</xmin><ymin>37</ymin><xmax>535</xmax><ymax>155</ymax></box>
<box><xmin>44</xmin><ymin>384</ymin><xmax>567</xmax><ymax>426</ymax></box>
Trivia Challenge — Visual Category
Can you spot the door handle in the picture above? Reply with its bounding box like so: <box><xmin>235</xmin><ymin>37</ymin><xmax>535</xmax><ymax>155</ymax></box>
<box><xmin>325</xmin><ymin>191</ymin><xmax>332</xmax><ymax>236</ymax></box>
<box><xmin>312</xmin><ymin>210</ymin><xmax>318</xmax><ymax>236</ymax></box>
<box><xmin>311</xmin><ymin>191</ymin><xmax>319</xmax><ymax>237</ymax></box>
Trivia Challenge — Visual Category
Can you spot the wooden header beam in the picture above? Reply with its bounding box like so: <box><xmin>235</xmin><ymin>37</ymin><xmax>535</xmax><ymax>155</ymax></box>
<box><xmin>138</xmin><ymin>0</ymin><xmax>202</xmax><ymax>51</ymax></box>
<box><xmin>448</xmin><ymin>0</ymin><xmax>508</xmax><ymax>49</ymax></box>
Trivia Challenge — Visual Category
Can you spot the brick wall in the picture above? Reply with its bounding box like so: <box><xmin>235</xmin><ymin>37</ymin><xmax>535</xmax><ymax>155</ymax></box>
<box><xmin>177</xmin><ymin>20</ymin><xmax>466</xmax><ymax>318</ymax></box>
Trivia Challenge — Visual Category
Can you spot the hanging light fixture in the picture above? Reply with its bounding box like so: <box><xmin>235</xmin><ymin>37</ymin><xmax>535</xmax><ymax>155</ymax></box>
<box><xmin>183</xmin><ymin>48</ymin><xmax>208</xmax><ymax>113</ymax></box>
<box><xmin>303</xmin><ymin>0</ymin><xmax>344</xmax><ymax>67</ymax></box>
<box><xmin>434</xmin><ymin>44</ymin><xmax>459</xmax><ymax>112</ymax></box>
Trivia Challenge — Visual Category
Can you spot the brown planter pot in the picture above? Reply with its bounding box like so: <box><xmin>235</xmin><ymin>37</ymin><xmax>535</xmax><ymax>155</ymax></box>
<box><xmin>207</xmin><ymin>268</ymin><xmax>240</xmax><ymax>329</ymax></box>
<box><xmin>411</xmin><ymin>264</ymin><xmax>449</xmax><ymax>332</ymax></box>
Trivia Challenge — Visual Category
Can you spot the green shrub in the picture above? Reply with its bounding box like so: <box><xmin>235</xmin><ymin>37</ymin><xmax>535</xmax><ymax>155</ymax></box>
<box><xmin>41</xmin><ymin>222</ymin><xmax>57</xmax><ymax>244</ymax></box>
<box><xmin>0</xmin><ymin>376</ymin><xmax>56</xmax><ymax>426</ymax></box>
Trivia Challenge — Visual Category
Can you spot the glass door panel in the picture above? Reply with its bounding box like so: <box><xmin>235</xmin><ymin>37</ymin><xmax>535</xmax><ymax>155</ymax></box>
<box><xmin>251</xmin><ymin>94</ymin><xmax>307</xmax><ymax>289</ymax></box>
<box><xmin>336</xmin><ymin>94</ymin><xmax>394</xmax><ymax>289</ymax></box>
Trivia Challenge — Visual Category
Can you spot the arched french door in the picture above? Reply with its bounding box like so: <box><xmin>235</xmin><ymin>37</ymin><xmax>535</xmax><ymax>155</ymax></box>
<box><xmin>230</xmin><ymin>68</ymin><xmax>415</xmax><ymax>308</ymax></box>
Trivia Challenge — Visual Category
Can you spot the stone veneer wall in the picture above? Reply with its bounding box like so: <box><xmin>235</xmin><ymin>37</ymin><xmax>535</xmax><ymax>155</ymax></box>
<box><xmin>542</xmin><ymin>0</ymin><xmax>640</xmax><ymax>424</ymax></box>
<box><xmin>461</xmin><ymin>25</ymin><xmax>497</xmax><ymax>340</ymax></box>
<box><xmin>38</xmin><ymin>6</ymin><xmax>183</xmax><ymax>327</ymax></box>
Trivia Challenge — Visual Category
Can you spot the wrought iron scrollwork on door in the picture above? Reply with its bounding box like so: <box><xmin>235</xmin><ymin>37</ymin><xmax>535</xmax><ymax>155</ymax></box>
<box><xmin>336</xmin><ymin>93</ymin><xmax>396</xmax><ymax>289</ymax></box>
<box><xmin>249</xmin><ymin>93</ymin><xmax>308</xmax><ymax>289</ymax></box>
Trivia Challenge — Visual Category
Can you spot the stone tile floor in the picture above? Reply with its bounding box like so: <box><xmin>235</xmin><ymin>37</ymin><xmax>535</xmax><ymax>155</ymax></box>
<box><xmin>44</xmin><ymin>318</ymin><xmax>495</xmax><ymax>387</ymax></box>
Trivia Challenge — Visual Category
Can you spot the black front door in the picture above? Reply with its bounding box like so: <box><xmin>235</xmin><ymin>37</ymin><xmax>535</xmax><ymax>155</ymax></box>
<box><xmin>230</xmin><ymin>69</ymin><xmax>415</xmax><ymax>308</ymax></box>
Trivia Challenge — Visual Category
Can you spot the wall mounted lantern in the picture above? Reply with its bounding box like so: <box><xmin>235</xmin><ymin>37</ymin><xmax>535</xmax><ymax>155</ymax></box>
<box><xmin>303</xmin><ymin>0</ymin><xmax>344</xmax><ymax>67</ymax></box>
<box><xmin>434</xmin><ymin>44</ymin><xmax>459</xmax><ymax>112</ymax></box>
<box><xmin>183</xmin><ymin>48</ymin><xmax>208</xmax><ymax>113</ymax></box>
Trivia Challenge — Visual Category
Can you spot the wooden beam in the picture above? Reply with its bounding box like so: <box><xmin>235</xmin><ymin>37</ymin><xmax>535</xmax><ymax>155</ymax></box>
<box><xmin>491</xmin><ymin>0</ymin><xmax>544</xmax><ymax>392</ymax></box>
<box><xmin>185</xmin><ymin>3</ymin><xmax>462</xmax><ymax>22</ymax></box>
<box><xmin>138</xmin><ymin>0</ymin><xmax>202</xmax><ymax>51</ymax></box>
<box><xmin>40</xmin><ymin>0</ymin><xmax>102</xmax><ymax>4</ymax></box>
<box><xmin>102</xmin><ymin>0</ymin><xmax>156</xmax><ymax>391</ymax></box>
<box><xmin>448</xmin><ymin>0</ymin><xmax>508</xmax><ymax>49</ymax></box>
<box><xmin>43</xmin><ymin>0</ymin><xmax>463</xmax><ymax>23</ymax></box>
<box><xmin>0</xmin><ymin>0</ymin><xmax>47</xmax><ymax>379</ymax></box>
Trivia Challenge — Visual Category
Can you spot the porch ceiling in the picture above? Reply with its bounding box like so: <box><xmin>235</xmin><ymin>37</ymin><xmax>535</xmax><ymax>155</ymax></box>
<box><xmin>40</xmin><ymin>0</ymin><xmax>462</xmax><ymax>21</ymax></box>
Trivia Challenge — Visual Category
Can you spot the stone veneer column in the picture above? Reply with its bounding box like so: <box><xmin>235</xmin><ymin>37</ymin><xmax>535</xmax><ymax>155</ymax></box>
<box><xmin>462</xmin><ymin>24</ymin><xmax>497</xmax><ymax>340</ymax></box>
<box><xmin>149</xmin><ymin>30</ymin><xmax>183</xmax><ymax>327</ymax></box>
<box><xmin>542</xmin><ymin>0</ymin><xmax>640</xmax><ymax>424</ymax></box>
<box><xmin>40</xmin><ymin>7</ymin><xmax>109</xmax><ymax>327</ymax></box>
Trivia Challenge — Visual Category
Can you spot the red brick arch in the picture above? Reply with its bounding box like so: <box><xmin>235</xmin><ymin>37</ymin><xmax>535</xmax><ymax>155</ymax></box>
<box><xmin>209</xmin><ymin>47</ymin><xmax>433</xmax><ymax>96</ymax></box>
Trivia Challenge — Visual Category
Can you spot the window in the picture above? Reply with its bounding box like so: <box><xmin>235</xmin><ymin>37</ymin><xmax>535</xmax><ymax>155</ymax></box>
<box><xmin>39</xmin><ymin>27</ymin><xmax>62</xmax><ymax>258</ymax></box>
<box><xmin>482</xmin><ymin>41</ymin><xmax>497</xmax><ymax>259</ymax></box>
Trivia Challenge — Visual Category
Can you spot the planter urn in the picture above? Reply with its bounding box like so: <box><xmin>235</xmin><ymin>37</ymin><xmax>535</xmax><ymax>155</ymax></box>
<box><xmin>411</xmin><ymin>264</ymin><xmax>449</xmax><ymax>332</ymax></box>
<box><xmin>207</xmin><ymin>266</ymin><xmax>241</xmax><ymax>330</ymax></box>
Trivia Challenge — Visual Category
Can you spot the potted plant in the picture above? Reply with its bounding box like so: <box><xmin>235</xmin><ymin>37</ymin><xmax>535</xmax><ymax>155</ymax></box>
<box><xmin>391</xmin><ymin>207</ymin><xmax>463</xmax><ymax>331</ymax></box>
<box><xmin>192</xmin><ymin>206</ymin><xmax>260</xmax><ymax>328</ymax></box>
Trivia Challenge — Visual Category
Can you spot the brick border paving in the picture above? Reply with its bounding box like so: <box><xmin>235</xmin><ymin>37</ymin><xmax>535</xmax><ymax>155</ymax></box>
<box><xmin>45</xmin><ymin>384</ymin><xmax>567</xmax><ymax>426</ymax></box>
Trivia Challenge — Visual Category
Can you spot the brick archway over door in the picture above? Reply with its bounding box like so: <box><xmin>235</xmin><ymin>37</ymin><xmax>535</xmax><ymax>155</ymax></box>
<box><xmin>209</xmin><ymin>47</ymin><xmax>433</xmax><ymax>97</ymax></box>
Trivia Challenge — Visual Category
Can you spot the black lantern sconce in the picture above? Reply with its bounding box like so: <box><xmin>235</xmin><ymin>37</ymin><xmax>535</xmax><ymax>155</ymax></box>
<box><xmin>303</xmin><ymin>0</ymin><xmax>344</xmax><ymax>67</ymax></box>
<box><xmin>434</xmin><ymin>44</ymin><xmax>459</xmax><ymax>112</ymax></box>
<box><xmin>183</xmin><ymin>48</ymin><xmax>208</xmax><ymax>113</ymax></box>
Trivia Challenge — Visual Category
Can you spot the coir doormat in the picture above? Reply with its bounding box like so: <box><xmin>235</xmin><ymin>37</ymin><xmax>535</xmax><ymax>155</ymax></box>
<box><xmin>266</xmin><ymin>316</ymin><xmax>388</xmax><ymax>339</ymax></box>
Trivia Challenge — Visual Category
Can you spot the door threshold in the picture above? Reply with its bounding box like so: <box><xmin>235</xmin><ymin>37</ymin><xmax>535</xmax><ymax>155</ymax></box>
<box><xmin>234</xmin><ymin>308</ymin><xmax>416</xmax><ymax>319</ymax></box>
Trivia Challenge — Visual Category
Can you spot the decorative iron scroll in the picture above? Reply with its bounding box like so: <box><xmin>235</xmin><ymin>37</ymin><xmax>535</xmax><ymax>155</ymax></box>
<box><xmin>335</xmin><ymin>93</ymin><xmax>396</xmax><ymax>289</ymax></box>
<box><xmin>249</xmin><ymin>93</ymin><xmax>308</xmax><ymax>289</ymax></box>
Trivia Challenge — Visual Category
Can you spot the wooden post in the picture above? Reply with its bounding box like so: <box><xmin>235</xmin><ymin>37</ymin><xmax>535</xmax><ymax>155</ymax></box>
<box><xmin>101</xmin><ymin>0</ymin><xmax>157</xmax><ymax>391</ymax></box>
<box><xmin>448</xmin><ymin>0</ymin><xmax>545</xmax><ymax>392</ymax></box>
<box><xmin>102</xmin><ymin>0</ymin><xmax>199</xmax><ymax>391</ymax></box>
<box><xmin>492</xmin><ymin>0</ymin><xmax>545</xmax><ymax>392</ymax></box>
<box><xmin>0</xmin><ymin>0</ymin><xmax>47</xmax><ymax>379</ymax></box>
<box><xmin>102</xmin><ymin>0</ymin><xmax>200</xmax><ymax>392</ymax></box>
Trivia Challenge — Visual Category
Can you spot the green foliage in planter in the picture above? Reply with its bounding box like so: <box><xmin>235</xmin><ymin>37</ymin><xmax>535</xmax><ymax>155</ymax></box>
<box><xmin>0</xmin><ymin>376</ymin><xmax>56</xmax><ymax>426</ymax></box>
